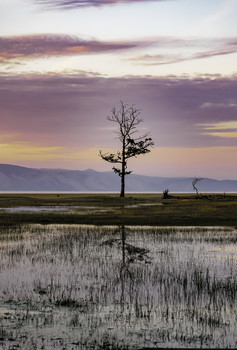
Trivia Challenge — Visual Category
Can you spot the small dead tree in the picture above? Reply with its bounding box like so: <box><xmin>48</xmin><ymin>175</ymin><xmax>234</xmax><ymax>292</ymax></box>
<box><xmin>192</xmin><ymin>177</ymin><xmax>202</xmax><ymax>196</ymax></box>
<box><xmin>99</xmin><ymin>101</ymin><xmax>154</xmax><ymax>197</ymax></box>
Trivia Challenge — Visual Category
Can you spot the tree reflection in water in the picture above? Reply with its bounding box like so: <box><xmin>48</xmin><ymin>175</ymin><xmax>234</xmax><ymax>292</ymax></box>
<box><xmin>102</xmin><ymin>225</ymin><xmax>151</xmax><ymax>308</ymax></box>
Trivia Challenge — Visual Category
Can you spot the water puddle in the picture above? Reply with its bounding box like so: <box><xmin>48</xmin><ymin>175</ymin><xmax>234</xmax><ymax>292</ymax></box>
<box><xmin>0</xmin><ymin>206</ymin><xmax>107</xmax><ymax>214</ymax></box>
<box><xmin>125</xmin><ymin>203</ymin><xmax>163</xmax><ymax>208</ymax></box>
<box><xmin>207</xmin><ymin>245</ymin><xmax>237</xmax><ymax>260</ymax></box>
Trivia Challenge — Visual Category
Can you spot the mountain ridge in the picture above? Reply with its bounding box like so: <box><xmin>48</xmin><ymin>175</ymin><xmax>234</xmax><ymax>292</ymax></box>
<box><xmin>0</xmin><ymin>164</ymin><xmax>236</xmax><ymax>192</ymax></box>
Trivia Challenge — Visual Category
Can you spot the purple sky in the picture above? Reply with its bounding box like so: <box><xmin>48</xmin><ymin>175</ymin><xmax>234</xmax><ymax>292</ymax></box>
<box><xmin>1</xmin><ymin>73</ymin><xmax>237</xmax><ymax>178</ymax></box>
<box><xmin>0</xmin><ymin>0</ymin><xmax>237</xmax><ymax>179</ymax></box>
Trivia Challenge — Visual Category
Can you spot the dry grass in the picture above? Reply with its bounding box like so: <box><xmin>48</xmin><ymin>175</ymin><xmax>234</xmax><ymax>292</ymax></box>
<box><xmin>0</xmin><ymin>193</ymin><xmax>237</xmax><ymax>226</ymax></box>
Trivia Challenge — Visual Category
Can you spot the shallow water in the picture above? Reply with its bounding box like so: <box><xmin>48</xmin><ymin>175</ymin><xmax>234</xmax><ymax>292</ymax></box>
<box><xmin>0</xmin><ymin>205</ymin><xmax>96</xmax><ymax>214</ymax></box>
<box><xmin>0</xmin><ymin>205</ymin><xmax>104</xmax><ymax>214</ymax></box>
<box><xmin>0</xmin><ymin>225</ymin><xmax>236</xmax><ymax>349</ymax></box>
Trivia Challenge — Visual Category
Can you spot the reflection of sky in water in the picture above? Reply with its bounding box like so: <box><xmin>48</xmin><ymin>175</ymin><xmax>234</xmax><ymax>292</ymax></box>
<box><xmin>0</xmin><ymin>206</ymin><xmax>98</xmax><ymax>213</ymax></box>
<box><xmin>0</xmin><ymin>204</ymin><xmax>162</xmax><ymax>212</ymax></box>
<box><xmin>206</xmin><ymin>245</ymin><xmax>237</xmax><ymax>263</ymax></box>
<box><xmin>209</xmin><ymin>246</ymin><xmax>237</xmax><ymax>254</ymax></box>
<box><xmin>0</xmin><ymin>206</ymin><xmax>69</xmax><ymax>212</ymax></box>
<box><xmin>0</xmin><ymin>225</ymin><xmax>236</xmax><ymax>349</ymax></box>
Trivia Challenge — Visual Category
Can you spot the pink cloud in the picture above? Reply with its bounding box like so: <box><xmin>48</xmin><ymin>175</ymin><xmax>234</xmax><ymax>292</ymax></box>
<box><xmin>1</xmin><ymin>34</ymin><xmax>236</xmax><ymax>67</ymax></box>
<box><xmin>35</xmin><ymin>0</ymin><xmax>172</xmax><ymax>10</ymax></box>
<box><xmin>129</xmin><ymin>44</ymin><xmax>237</xmax><ymax>66</ymax></box>
<box><xmin>0</xmin><ymin>34</ymin><xmax>147</xmax><ymax>64</ymax></box>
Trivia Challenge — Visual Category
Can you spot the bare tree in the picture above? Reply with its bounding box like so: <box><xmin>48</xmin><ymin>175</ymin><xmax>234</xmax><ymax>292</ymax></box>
<box><xmin>192</xmin><ymin>177</ymin><xmax>202</xmax><ymax>196</ymax></box>
<box><xmin>99</xmin><ymin>101</ymin><xmax>154</xmax><ymax>197</ymax></box>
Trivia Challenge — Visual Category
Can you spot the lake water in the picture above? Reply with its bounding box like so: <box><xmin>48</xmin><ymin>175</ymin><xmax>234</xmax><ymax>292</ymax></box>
<box><xmin>0</xmin><ymin>225</ymin><xmax>236</xmax><ymax>349</ymax></box>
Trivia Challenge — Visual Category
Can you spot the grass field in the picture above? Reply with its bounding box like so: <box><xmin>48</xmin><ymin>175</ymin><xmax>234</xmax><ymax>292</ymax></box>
<box><xmin>0</xmin><ymin>193</ymin><xmax>236</xmax><ymax>226</ymax></box>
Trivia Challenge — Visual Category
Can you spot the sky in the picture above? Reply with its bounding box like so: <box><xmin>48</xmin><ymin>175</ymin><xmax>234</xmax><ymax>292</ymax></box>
<box><xmin>0</xmin><ymin>0</ymin><xmax>237</xmax><ymax>180</ymax></box>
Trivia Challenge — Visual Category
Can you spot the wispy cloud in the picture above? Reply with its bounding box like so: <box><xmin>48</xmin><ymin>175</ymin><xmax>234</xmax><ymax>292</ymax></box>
<box><xmin>201</xmin><ymin>102</ymin><xmax>237</xmax><ymax>109</ymax></box>
<box><xmin>200</xmin><ymin>122</ymin><xmax>237</xmax><ymax>139</ymax></box>
<box><xmin>0</xmin><ymin>35</ymin><xmax>200</xmax><ymax>65</ymax></box>
<box><xmin>2</xmin><ymin>34</ymin><xmax>237</xmax><ymax>68</ymax></box>
<box><xmin>35</xmin><ymin>0</ymin><xmax>172</xmax><ymax>10</ymax></box>
<box><xmin>0</xmin><ymin>34</ymin><xmax>148</xmax><ymax>64</ymax></box>
<box><xmin>128</xmin><ymin>38</ymin><xmax>237</xmax><ymax>65</ymax></box>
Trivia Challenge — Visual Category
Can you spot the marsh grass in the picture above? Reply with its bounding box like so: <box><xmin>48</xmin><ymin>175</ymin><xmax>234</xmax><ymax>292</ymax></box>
<box><xmin>0</xmin><ymin>225</ymin><xmax>236</xmax><ymax>349</ymax></box>
<box><xmin>0</xmin><ymin>193</ymin><xmax>237</xmax><ymax>226</ymax></box>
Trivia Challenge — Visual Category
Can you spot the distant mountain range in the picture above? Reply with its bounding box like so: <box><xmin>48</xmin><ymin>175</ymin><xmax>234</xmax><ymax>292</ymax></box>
<box><xmin>0</xmin><ymin>164</ymin><xmax>236</xmax><ymax>192</ymax></box>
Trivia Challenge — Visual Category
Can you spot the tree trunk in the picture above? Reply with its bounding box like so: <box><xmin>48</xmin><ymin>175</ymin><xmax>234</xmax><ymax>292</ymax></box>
<box><xmin>194</xmin><ymin>185</ymin><xmax>199</xmax><ymax>196</ymax></box>
<box><xmin>120</xmin><ymin>172</ymin><xmax>125</xmax><ymax>197</ymax></box>
<box><xmin>120</xmin><ymin>140</ymin><xmax>126</xmax><ymax>197</ymax></box>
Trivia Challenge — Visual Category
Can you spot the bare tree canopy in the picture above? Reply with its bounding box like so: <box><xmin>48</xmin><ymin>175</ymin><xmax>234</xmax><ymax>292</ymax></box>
<box><xmin>99</xmin><ymin>101</ymin><xmax>154</xmax><ymax>197</ymax></box>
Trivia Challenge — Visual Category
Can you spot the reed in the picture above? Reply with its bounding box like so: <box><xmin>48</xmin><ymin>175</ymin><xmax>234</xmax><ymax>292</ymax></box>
<box><xmin>0</xmin><ymin>225</ymin><xmax>236</xmax><ymax>349</ymax></box>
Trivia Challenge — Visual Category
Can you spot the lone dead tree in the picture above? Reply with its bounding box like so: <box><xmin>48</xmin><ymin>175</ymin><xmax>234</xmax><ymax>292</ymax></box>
<box><xmin>99</xmin><ymin>101</ymin><xmax>154</xmax><ymax>197</ymax></box>
<box><xmin>192</xmin><ymin>177</ymin><xmax>202</xmax><ymax>196</ymax></box>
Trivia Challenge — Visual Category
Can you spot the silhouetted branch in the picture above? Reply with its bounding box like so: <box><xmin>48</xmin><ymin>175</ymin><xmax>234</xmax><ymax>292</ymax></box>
<box><xmin>192</xmin><ymin>177</ymin><xmax>202</xmax><ymax>196</ymax></box>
